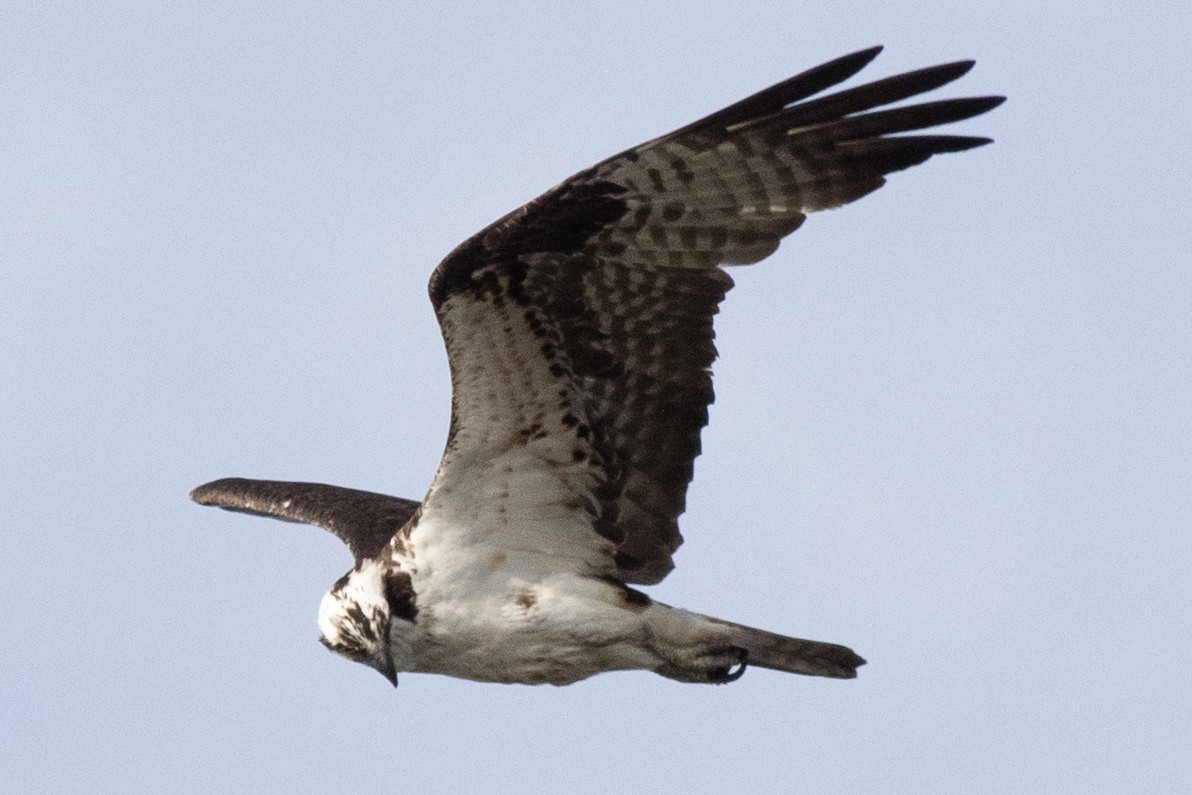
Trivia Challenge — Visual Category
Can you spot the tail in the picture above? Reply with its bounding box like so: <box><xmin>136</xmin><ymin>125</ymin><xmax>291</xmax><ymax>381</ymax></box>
<box><xmin>700</xmin><ymin>614</ymin><xmax>866</xmax><ymax>679</ymax></box>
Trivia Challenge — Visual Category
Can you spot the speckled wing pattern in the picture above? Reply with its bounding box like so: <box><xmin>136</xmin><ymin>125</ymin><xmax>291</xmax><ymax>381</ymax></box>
<box><xmin>423</xmin><ymin>47</ymin><xmax>1002</xmax><ymax>584</ymax></box>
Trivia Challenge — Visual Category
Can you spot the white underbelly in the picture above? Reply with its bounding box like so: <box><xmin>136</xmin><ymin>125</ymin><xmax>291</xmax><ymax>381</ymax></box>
<box><xmin>409</xmin><ymin>573</ymin><xmax>657</xmax><ymax>685</ymax></box>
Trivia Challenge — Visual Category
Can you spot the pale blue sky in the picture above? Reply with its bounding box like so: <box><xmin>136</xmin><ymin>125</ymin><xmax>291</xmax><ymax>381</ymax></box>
<box><xmin>3</xmin><ymin>3</ymin><xmax>1189</xmax><ymax>792</ymax></box>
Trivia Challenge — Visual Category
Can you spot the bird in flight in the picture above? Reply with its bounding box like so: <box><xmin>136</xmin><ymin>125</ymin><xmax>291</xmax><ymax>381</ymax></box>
<box><xmin>192</xmin><ymin>47</ymin><xmax>1001</xmax><ymax>687</ymax></box>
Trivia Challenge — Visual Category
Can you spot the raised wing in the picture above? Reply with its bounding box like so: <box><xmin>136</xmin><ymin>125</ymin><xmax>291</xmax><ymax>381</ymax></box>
<box><xmin>190</xmin><ymin>478</ymin><xmax>420</xmax><ymax>563</ymax></box>
<box><xmin>424</xmin><ymin>47</ymin><xmax>1003</xmax><ymax>584</ymax></box>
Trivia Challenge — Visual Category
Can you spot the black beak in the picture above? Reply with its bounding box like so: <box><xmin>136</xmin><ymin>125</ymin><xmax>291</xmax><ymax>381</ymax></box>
<box><xmin>379</xmin><ymin>655</ymin><xmax>398</xmax><ymax>687</ymax></box>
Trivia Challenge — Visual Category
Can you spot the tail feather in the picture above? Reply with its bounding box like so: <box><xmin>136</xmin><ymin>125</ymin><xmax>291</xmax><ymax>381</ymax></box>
<box><xmin>700</xmin><ymin>615</ymin><xmax>866</xmax><ymax>679</ymax></box>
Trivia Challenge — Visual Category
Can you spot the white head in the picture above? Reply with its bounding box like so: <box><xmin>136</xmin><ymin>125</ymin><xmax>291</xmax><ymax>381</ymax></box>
<box><xmin>317</xmin><ymin>560</ymin><xmax>418</xmax><ymax>686</ymax></box>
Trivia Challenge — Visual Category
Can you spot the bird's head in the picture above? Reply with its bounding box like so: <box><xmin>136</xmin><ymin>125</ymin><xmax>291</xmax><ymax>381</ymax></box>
<box><xmin>317</xmin><ymin>560</ymin><xmax>419</xmax><ymax>686</ymax></box>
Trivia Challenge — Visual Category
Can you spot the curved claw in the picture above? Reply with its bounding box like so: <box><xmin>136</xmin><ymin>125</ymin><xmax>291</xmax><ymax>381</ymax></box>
<box><xmin>710</xmin><ymin>645</ymin><xmax>749</xmax><ymax>684</ymax></box>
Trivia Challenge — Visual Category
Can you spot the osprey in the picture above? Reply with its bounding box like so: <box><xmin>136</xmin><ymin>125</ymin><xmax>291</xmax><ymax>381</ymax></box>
<box><xmin>192</xmin><ymin>47</ymin><xmax>1001</xmax><ymax>686</ymax></box>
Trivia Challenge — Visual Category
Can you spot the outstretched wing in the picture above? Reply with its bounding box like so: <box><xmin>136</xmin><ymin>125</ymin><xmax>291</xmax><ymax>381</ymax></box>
<box><xmin>422</xmin><ymin>47</ymin><xmax>1003</xmax><ymax>584</ymax></box>
<box><xmin>191</xmin><ymin>478</ymin><xmax>421</xmax><ymax>563</ymax></box>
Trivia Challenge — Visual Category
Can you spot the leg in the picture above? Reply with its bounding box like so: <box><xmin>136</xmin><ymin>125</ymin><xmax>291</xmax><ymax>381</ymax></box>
<box><xmin>642</xmin><ymin>604</ymin><xmax>751</xmax><ymax>684</ymax></box>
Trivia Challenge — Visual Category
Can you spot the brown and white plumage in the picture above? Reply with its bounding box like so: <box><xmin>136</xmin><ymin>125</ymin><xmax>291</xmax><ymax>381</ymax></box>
<box><xmin>192</xmin><ymin>47</ymin><xmax>1002</xmax><ymax>686</ymax></box>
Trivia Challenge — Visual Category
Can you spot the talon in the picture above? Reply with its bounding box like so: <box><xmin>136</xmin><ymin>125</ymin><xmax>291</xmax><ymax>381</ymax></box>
<box><xmin>710</xmin><ymin>645</ymin><xmax>749</xmax><ymax>684</ymax></box>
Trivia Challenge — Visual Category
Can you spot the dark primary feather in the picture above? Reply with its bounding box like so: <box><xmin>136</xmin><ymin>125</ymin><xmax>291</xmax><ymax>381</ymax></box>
<box><xmin>428</xmin><ymin>48</ymin><xmax>1003</xmax><ymax>585</ymax></box>
<box><xmin>190</xmin><ymin>478</ymin><xmax>420</xmax><ymax>563</ymax></box>
<box><xmin>662</xmin><ymin>46</ymin><xmax>886</xmax><ymax>141</ymax></box>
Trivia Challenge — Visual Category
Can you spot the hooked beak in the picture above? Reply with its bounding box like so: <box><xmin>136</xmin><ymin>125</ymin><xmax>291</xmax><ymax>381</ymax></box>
<box><xmin>378</xmin><ymin>653</ymin><xmax>398</xmax><ymax>687</ymax></box>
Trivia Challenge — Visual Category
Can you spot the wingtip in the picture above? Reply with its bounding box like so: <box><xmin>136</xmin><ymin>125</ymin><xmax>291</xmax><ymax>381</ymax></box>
<box><xmin>940</xmin><ymin>58</ymin><xmax>977</xmax><ymax>80</ymax></box>
<box><xmin>931</xmin><ymin>135</ymin><xmax>996</xmax><ymax>154</ymax></box>
<box><xmin>189</xmin><ymin>481</ymin><xmax>215</xmax><ymax>505</ymax></box>
<box><xmin>831</xmin><ymin>45</ymin><xmax>885</xmax><ymax>76</ymax></box>
<box><xmin>851</xmin><ymin>44</ymin><xmax>885</xmax><ymax>63</ymax></box>
<box><xmin>788</xmin><ymin>46</ymin><xmax>886</xmax><ymax>95</ymax></box>
<box><xmin>938</xmin><ymin>95</ymin><xmax>1007</xmax><ymax>127</ymax></box>
<box><xmin>189</xmin><ymin>477</ymin><xmax>242</xmax><ymax>506</ymax></box>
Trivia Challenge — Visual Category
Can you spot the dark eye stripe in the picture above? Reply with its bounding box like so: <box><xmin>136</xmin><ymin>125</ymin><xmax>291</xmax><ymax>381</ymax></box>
<box><xmin>382</xmin><ymin>571</ymin><xmax>419</xmax><ymax>622</ymax></box>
